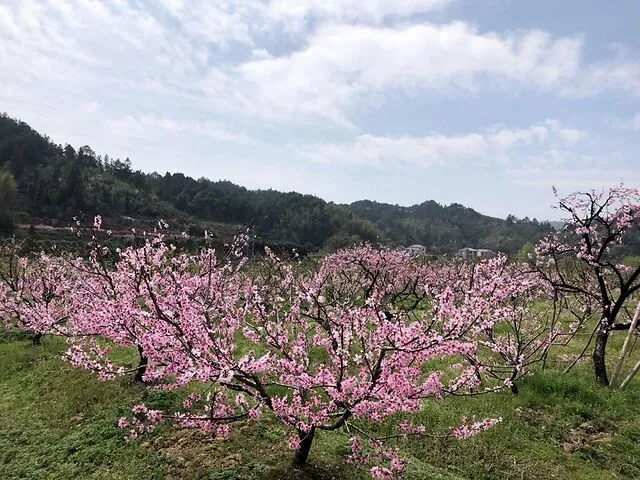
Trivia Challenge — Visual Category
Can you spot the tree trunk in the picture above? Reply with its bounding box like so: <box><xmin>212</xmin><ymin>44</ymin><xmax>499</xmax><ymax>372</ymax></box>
<box><xmin>133</xmin><ymin>345</ymin><xmax>148</xmax><ymax>383</ymax></box>
<box><xmin>593</xmin><ymin>326</ymin><xmax>610</xmax><ymax>386</ymax></box>
<box><xmin>508</xmin><ymin>369</ymin><xmax>520</xmax><ymax>395</ymax></box>
<box><xmin>510</xmin><ymin>381</ymin><xmax>519</xmax><ymax>396</ymax></box>
<box><xmin>292</xmin><ymin>427</ymin><xmax>315</xmax><ymax>468</ymax></box>
<box><xmin>32</xmin><ymin>333</ymin><xmax>42</xmax><ymax>346</ymax></box>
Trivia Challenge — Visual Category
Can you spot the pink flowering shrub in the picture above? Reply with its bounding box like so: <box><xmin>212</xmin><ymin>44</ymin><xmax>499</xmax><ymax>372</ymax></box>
<box><xmin>0</xmin><ymin>241</ymin><xmax>77</xmax><ymax>345</ymax></box>
<box><xmin>113</xmin><ymin>244</ymin><xmax>509</xmax><ymax>475</ymax></box>
<box><xmin>446</xmin><ymin>256</ymin><xmax>575</xmax><ymax>394</ymax></box>
<box><xmin>66</xmin><ymin>219</ymin><xmax>247</xmax><ymax>385</ymax></box>
<box><xmin>451</xmin><ymin>417</ymin><xmax>502</xmax><ymax>439</ymax></box>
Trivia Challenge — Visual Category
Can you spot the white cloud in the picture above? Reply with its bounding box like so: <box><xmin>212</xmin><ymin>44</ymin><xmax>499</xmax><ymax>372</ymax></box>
<box><xmin>0</xmin><ymin>0</ymin><xmax>172</xmax><ymax>89</ymax></box>
<box><xmin>251</xmin><ymin>48</ymin><xmax>273</xmax><ymax>60</ymax></box>
<box><xmin>562</xmin><ymin>49</ymin><xmax>640</xmax><ymax>98</ymax></box>
<box><xmin>556</xmin><ymin>128</ymin><xmax>588</xmax><ymax>145</ymax></box>
<box><xmin>235</xmin><ymin>23</ymin><xmax>584</xmax><ymax>124</ymax></box>
<box><xmin>157</xmin><ymin>0</ymin><xmax>454</xmax><ymax>43</ymax></box>
<box><xmin>297</xmin><ymin>120</ymin><xmax>588</xmax><ymax>168</ymax></box>
<box><xmin>2</xmin><ymin>1</ymin><xmax>640</xmax><ymax>129</ymax></box>
<box><xmin>79</xmin><ymin>102</ymin><xmax>101</xmax><ymax>114</ymax></box>
<box><xmin>264</xmin><ymin>0</ymin><xmax>454</xmax><ymax>31</ymax></box>
<box><xmin>510</xmin><ymin>166</ymin><xmax>640</xmax><ymax>189</ymax></box>
<box><xmin>628</xmin><ymin>114</ymin><xmax>640</xmax><ymax>130</ymax></box>
<box><xmin>609</xmin><ymin>113</ymin><xmax>640</xmax><ymax>131</ymax></box>
<box><xmin>105</xmin><ymin>114</ymin><xmax>253</xmax><ymax>144</ymax></box>
<box><xmin>485</xmin><ymin>124</ymin><xmax>550</xmax><ymax>151</ymax></box>
<box><xmin>299</xmin><ymin>132</ymin><xmax>487</xmax><ymax>166</ymax></box>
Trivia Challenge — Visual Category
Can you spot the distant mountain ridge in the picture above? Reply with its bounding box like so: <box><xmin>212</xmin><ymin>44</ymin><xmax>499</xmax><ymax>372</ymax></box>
<box><xmin>0</xmin><ymin>113</ymin><xmax>552</xmax><ymax>253</ymax></box>
<box><xmin>346</xmin><ymin>200</ymin><xmax>553</xmax><ymax>254</ymax></box>
<box><xmin>548</xmin><ymin>221</ymin><xmax>566</xmax><ymax>231</ymax></box>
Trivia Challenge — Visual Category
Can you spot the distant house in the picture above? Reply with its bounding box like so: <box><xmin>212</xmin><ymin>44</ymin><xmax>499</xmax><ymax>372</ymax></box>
<box><xmin>457</xmin><ymin>247</ymin><xmax>494</xmax><ymax>260</ymax></box>
<box><xmin>404</xmin><ymin>244</ymin><xmax>427</xmax><ymax>255</ymax></box>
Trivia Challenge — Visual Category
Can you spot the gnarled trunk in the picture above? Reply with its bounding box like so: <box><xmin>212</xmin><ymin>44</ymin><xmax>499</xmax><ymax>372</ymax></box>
<box><xmin>32</xmin><ymin>332</ymin><xmax>42</xmax><ymax>346</ymax></box>
<box><xmin>593</xmin><ymin>326</ymin><xmax>609</xmax><ymax>386</ymax></box>
<box><xmin>133</xmin><ymin>344</ymin><xmax>148</xmax><ymax>383</ymax></box>
<box><xmin>593</xmin><ymin>295</ymin><xmax>613</xmax><ymax>386</ymax></box>
<box><xmin>509</xmin><ymin>370</ymin><xmax>520</xmax><ymax>396</ymax></box>
<box><xmin>292</xmin><ymin>427</ymin><xmax>315</xmax><ymax>468</ymax></box>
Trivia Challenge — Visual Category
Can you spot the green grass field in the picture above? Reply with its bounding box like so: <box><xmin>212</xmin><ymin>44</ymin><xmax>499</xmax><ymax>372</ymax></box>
<box><xmin>2</xmin><ymin>328</ymin><xmax>640</xmax><ymax>480</ymax></box>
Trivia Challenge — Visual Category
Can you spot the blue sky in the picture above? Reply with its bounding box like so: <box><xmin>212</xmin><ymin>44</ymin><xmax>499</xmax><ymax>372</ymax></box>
<box><xmin>1</xmin><ymin>0</ymin><xmax>639</xmax><ymax>220</ymax></box>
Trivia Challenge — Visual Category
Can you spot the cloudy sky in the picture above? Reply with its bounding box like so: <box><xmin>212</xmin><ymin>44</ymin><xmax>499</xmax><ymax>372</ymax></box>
<box><xmin>2</xmin><ymin>0</ymin><xmax>639</xmax><ymax>220</ymax></box>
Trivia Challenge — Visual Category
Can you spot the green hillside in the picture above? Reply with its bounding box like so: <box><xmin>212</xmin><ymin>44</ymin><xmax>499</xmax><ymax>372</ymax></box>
<box><xmin>0</xmin><ymin>113</ymin><xmax>552</xmax><ymax>253</ymax></box>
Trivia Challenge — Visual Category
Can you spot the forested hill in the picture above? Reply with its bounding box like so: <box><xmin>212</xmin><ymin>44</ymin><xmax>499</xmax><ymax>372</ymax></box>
<box><xmin>347</xmin><ymin>200</ymin><xmax>553</xmax><ymax>254</ymax></box>
<box><xmin>0</xmin><ymin>113</ymin><xmax>552</xmax><ymax>253</ymax></box>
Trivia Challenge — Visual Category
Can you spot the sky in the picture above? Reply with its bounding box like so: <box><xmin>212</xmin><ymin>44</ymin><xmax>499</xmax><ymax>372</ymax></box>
<box><xmin>1</xmin><ymin>0</ymin><xmax>640</xmax><ymax>221</ymax></box>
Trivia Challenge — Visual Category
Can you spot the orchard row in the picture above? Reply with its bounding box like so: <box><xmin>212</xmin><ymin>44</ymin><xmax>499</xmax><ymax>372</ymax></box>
<box><xmin>1</xmin><ymin>185</ymin><xmax>639</xmax><ymax>478</ymax></box>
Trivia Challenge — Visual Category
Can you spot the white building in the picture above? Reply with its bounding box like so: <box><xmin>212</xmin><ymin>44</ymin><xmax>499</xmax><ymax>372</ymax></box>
<box><xmin>405</xmin><ymin>244</ymin><xmax>427</xmax><ymax>255</ymax></box>
<box><xmin>457</xmin><ymin>247</ymin><xmax>494</xmax><ymax>260</ymax></box>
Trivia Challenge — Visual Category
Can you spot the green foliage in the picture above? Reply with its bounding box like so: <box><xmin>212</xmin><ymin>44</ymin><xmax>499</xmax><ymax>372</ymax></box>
<box><xmin>348</xmin><ymin>200</ymin><xmax>553</xmax><ymax>254</ymax></box>
<box><xmin>0</xmin><ymin>168</ymin><xmax>17</xmax><ymax>234</ymax></box>
<box><xmin>322</xmin><ymin>231</ymin><xmax>364</xmax><ymax>252</ymax></box>
<box><xmin>622</xmin><ymin>255</ymin><xmax>640</xmax><ymax>269</ymax></box>
<box><xmin>515</xmin><ymin>241</ymin><xmax>535</xmax><ymax>262</ymax></box>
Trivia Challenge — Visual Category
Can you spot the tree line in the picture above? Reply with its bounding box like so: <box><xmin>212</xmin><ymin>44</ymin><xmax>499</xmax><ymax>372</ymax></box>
<box><xmin>0</xmin><ymin>113</ymin><xmax>553</xmax><ymax>253</ymax></box>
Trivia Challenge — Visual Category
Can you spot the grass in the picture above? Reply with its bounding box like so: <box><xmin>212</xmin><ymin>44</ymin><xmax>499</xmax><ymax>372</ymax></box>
<box><xmin>2</xmin><ymin>329</ymin><xmax>640</xmax><ymax>479</ymax></box>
